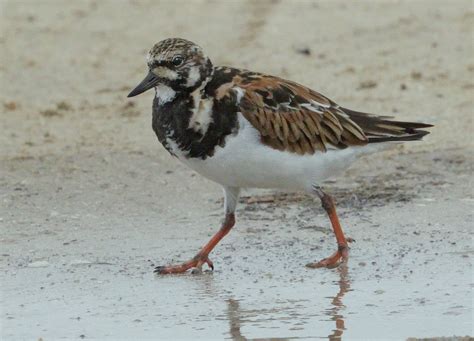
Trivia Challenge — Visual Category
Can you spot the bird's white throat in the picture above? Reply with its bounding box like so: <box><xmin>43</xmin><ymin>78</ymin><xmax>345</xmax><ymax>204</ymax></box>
<box><xmin>155</xmin><ymin>84</ymin><xmax>176</xmax><ymax>104</ymax></box>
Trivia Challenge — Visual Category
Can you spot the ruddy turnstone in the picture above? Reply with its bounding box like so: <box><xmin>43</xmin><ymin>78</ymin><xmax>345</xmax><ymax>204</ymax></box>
<box><xmin>127</xmin><ymin>38</ymin><xmax>432</xmax><ymax>274</ymax></box>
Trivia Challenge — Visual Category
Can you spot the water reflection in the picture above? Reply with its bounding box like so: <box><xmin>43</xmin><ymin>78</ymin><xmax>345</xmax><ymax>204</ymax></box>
<box><xmin>327</xmin><ymin>265</ymin><xmax>351</xmax><ymax>340</ymax></box>
<box><xmin>224</xmin><ymin>266</ymin><xmax>351</xmax><ymax>340</ymax></box>
<box><xmin>226</xmin><ymin>298</ymin><xmax>290</xmax><ymax>341</ymax></box>
<box><xmin>227</xmin><ymin>299</ymin><xmax>245</xmax><ymax>341</ymax></box>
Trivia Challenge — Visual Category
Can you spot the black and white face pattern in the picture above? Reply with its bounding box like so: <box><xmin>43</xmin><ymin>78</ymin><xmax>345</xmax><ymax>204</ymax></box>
<box><xmin>147</xmin><ymin>38</ymin><xmax>213</xmax><ymax>93</ymax></box>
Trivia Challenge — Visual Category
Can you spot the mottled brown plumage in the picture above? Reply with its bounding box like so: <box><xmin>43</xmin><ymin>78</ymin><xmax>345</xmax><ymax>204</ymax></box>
<box><xmin>212</xmin><ymin>69</ymin><xmax>431</xmax><ymax>155</ymax></box>
<box><xmin>239</xmin><ymin>74</ymin><xmax>367</xmax><ymax>154</ymax></box>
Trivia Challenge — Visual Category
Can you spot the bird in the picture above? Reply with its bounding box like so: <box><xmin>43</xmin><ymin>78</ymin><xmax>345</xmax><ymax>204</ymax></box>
<box><xmin>127</xmin><ymin>38</ymin><xmax>432</xmax><ymax>274</ymax></box>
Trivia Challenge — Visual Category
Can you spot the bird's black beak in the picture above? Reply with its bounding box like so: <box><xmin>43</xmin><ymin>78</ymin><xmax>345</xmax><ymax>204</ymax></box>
<box><xmin>127</xmin><ymin>71</ymin><xmax>159</xmax><ymax>97</ymax></box>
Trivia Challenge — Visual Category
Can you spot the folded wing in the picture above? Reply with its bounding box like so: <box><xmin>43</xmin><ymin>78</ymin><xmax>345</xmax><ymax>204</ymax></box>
<box><xmin>225</xmin><ymin>72</ymin><xmax>431</xmax><ymax>155</ymax></box>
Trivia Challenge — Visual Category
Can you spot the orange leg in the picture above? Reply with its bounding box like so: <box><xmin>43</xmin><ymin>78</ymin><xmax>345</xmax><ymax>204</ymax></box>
<box><xmin>154</xmin><ymin>213</ymin><xmax>235</xmax><ymax>274</ymax></box>
<box><xmin>307</xmin><ymin>188</ymin><xmax>351</xmax><ymax>269</ymax></box>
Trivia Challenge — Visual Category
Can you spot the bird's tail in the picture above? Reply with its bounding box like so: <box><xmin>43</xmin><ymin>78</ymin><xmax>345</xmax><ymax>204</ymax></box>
<box><xmin>342</xmin><ymin>107</ymin><xmax>433</xmax><ymax>143</ymax></box>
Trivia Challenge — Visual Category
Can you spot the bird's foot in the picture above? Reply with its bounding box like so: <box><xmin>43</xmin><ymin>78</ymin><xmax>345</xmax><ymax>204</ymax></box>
<box><xmin>306</xmin><ymin>240</ymin><xmax>353</xmax><ymax>269</ymax></box>
<box><xmin>154</xmin><ymin>253</ymin><xmax>214</xmax><ymax>275</ymax></box>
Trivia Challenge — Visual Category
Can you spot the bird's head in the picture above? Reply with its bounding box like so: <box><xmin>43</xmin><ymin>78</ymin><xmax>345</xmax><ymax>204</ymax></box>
<box><xmin>127</xmin><ymin>38</ymin><xmax>213</xmax><ymax>98</ymax></box>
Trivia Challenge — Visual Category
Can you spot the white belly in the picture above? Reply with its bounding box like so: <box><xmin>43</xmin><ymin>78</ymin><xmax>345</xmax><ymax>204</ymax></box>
<box><xmin>169</xmin><ymin>114</ymin><xmax>381</xmax><ymax>191</ymax></box>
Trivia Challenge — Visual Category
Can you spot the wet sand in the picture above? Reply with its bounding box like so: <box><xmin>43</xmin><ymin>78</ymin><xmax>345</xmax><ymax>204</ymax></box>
<box><xmin>1</xmin><ymin>0</ymin><xmax>473</xmax><ymax>339</ymax></box>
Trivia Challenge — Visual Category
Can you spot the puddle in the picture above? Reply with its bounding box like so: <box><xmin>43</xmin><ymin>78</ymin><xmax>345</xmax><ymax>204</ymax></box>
<box><xmin>2</xmin><ymin>245</ymin><xmax>471</xmax><ymax>340</ymax></box>
<box><xmin>1</xmin><ymin>151</ymin><xmax>472</xmax><ymax>339</ymax></box>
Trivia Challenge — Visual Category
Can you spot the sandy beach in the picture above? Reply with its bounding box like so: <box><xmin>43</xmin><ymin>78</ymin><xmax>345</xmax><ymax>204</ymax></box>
<box><xmin>1</xmin><ymin>0</ymin><xmax>473</xmax><ymax>339</ymax></box>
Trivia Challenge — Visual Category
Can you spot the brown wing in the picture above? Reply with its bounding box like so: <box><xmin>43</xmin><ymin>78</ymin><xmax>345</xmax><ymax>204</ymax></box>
<box><xmin>231</xmin><ymin>73</ymin><xmax>367</xmax><ymax>155</ymax></box>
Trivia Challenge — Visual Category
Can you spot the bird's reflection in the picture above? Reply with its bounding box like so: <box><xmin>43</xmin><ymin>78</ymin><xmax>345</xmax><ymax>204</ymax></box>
<box><xmin>224</xmin><ymin>266</ymin><xmax>351</xmax><ymax>340</ymax></box>
<box><xmin>227</xmin><ymin>299</ymin><xmax>245</xmax><ymax>341</ymax></box>
<box><xmin>327</xmin><ymin>264</ymin><xmax>351</xmax><ymax>340</ymax></box>
<box><xmin>226</xmin><ymin>298</ymin><xmax>291</xmax><ymax>341</ymax></box>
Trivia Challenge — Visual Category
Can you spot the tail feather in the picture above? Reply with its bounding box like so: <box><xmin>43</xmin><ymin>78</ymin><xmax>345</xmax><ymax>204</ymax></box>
<box><xmin>341</xmin><ymin>107</ymin><xmax>433</xmax><ymax>143</ymax></box>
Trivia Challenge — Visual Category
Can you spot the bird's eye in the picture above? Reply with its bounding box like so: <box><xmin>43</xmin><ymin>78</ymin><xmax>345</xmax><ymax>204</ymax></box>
<box><xmin>171</xmin><ymin>55</ymin><xmax>184</xmax><ymax>66</ymax></box>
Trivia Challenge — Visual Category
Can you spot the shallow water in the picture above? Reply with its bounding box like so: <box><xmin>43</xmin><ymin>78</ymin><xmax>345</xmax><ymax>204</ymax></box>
<box><xmin>2</xmin><ymin>232</ymin><xmax>472</xmax><ymax>340</ymax></box>
<box><xmin>1</xmin><ymin>152</ymin><xmax>472</xmax><ymax>340</ymax></box>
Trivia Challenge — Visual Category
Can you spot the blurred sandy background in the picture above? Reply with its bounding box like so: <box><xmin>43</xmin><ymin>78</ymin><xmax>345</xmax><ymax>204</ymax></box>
<box><xmin>1</xmin><ymin>0</ymin><xmax>473</xmax><ymax>157</ymax></box>
<box><xmin>1</xmin><ymin>0</ymin><xmax>473</xmax><ymax>340</ymax></box>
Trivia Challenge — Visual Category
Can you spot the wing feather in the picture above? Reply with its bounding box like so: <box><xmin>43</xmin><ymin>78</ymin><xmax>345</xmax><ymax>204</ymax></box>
<box><xmin>210</xmin><ymin>67</ymin><xmax>430</xmax><ymax>154</ymax></box>
<box><xmin>226</xmin><ymin>72</ymin><xmax>370</xmax><ymax>154</ymax></box>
